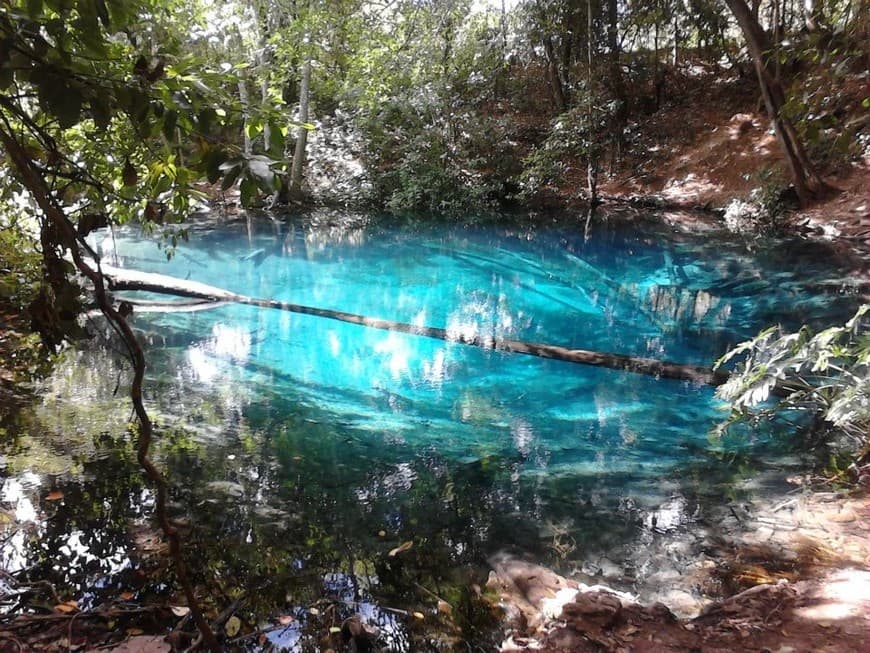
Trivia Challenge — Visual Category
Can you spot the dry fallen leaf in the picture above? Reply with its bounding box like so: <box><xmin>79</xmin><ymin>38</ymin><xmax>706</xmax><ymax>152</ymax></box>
<box><xmin>170</xmin><ymin>606</ymin><xmax>190</xmax><ymax>617</ymax></box>
<box><xmin>55</xmin><ymin>601</ymin><xmax>78</xmax><ymax>614</ymax></box>
<box><xmin>225</xmin><ymin>615</ymin><xmax>241</xmax><ymax>637</ymax></box>
<box><xmin>45</xmin><ymin>490</ymin><xmax>65</xmax><ymax>501</ymax></box>
<box><xmin>120</xmin><ymin>591</ymin><xmax>135</xmax><ymax>601</ymax></box>
<box><xmin>108</xmin><ymin>635</ymin><xmax>169</xmax><ymax>653</ymax></box>
<box><xmin>388</xmin><ymin>540</ymin><xmax>413</xmax><ymax>557</ymax></box>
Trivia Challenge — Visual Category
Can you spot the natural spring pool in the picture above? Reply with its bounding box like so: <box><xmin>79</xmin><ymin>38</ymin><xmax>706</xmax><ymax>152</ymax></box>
<box><xmin>0</xmin><ymin>210</ymin><xmax>864</xmax><ymax>648</ymax></box>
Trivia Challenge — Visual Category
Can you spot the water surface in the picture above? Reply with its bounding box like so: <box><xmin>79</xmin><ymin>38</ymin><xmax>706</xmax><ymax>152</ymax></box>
<box><xmin>1</xmin><ymin>210</ymin><xmax>862</xmax><ymax>646</ymax></box>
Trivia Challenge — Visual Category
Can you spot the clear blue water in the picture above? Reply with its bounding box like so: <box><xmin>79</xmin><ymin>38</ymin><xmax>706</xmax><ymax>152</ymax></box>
<box><xmin>2</xmin><ymin>211</ymin><xmax>863</xmax><ymax>645</ymax></box>
<box><xmin>99</xmin><ymin>214</ymin><xmax>859</xmax><ymax>474</ymax></box>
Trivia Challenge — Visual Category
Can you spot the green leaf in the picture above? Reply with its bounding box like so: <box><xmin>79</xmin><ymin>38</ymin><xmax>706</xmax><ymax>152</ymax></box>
<box><xmin>104</xmin><ymin>0</ymin><xmax>134</xmax><ymax>31</ymax></box>
<box><xmin>26</xmin><ymin>0</ymin><xmax>43</xmax><ymax>19</ymax></box>
<box><xmin>239</xmin><ymin>177</ymin><xmax>256</xmax><ymax>206</ymax></box>
<box><xmin>0</xmin><ymin>66</ymin><xmax>13</xmax><ymax>91</ymax></box>
<box><xmin>74</xmin><ymin>3</ymin><xmax>107</xmax><ymax>57</ymax></box>
<box><xmin>267</xmin><ymin>120</ymin><xmax>285</xmax><ymax>155</ymax></box>
<box><xmin>246</xmin><ymin>121</ymin><xmax>262</xmax><ymax>140</ymax></box>
<box><xmin>220</xmin><ymin>161</ymin><xmax>242</xmax><ymax>191</ymax></box>
<box><xmin>247</xmin><ymin>155</ymin><xmax>276</xmax><ymax>190</ymax></box>
<box><xmin>89</xmin><ymin>96</ymin><xmax>111</xmax><ymax>130</ymax></box>
<box><xmin>204</xmin><ymin>149</ymin><xmax>228</xmax><ymax>184</ymax></box>
<box><xmin>197</xmin><ymin>108</ymin><xmax>217</xmax><ymax>133</ymax></box>
<box><xmin>162</xmin><ymin>109</ymin><xmax>178</xmax><ymax>141</ymax></box>
<box><xmin>38</xmin><ymin>76</ymin><xmax>84</xmax><ymax>129</ymax></box>
<box><xmin>126</xmin><ymin>88</ymin><xmax>150</xmax><ymax>124</ymax></box>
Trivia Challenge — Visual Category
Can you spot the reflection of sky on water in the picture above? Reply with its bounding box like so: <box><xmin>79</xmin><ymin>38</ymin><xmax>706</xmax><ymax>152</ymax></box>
<box><xmin>1</xmin><ymin>474</ymin><xmax>132</xmax><ymax>606</ymax></box>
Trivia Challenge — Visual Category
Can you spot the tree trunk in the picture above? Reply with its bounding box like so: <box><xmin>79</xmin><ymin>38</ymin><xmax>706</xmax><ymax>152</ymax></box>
<box><xmin>288</xmin><ymin>57</ymin><xmax>311</xmax><ymax>199</ymax></box>
<box><xmin>101</xmin><ymin>265</ymin><xmax>730</xmax><ymax>387</ymax></box>
<box><xmin>543</xmin><ymin>36</ymin><xmax>567</xmax><ymax>112</ymax></box>
<box><xmin>238</xmin><ymin>76</ymin><xmax>252</xmax><ymax>157</ymax></box>
<box><xmin>724</xmin><ymin>0</ymin><xmax>828</xmax><ymax>206</ymax></box>
<box><xmin>606</xmin><ymin>0</ymin><xmax>626</xmax><ymax>172</ymax></box>
<box><xmin>803</xmin><ymin>0</ymin><xmax>828</xmax><ymax>32</ymax></box>
<box><xmin>0</xmin><ymin>126</ymin><xmax>221</xmax><ymax>652</ymax></box>
<box><xmin>586</xmin><ymin>0</ymin><xmax>598</xmax><ymax>204</ymax></box>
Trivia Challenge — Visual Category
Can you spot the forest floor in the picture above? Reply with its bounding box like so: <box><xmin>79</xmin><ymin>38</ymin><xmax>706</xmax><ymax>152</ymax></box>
<box><xmin>597</xmin><ymin>70</ymin><xmax>870</xmax><ymax>249</ymax></box>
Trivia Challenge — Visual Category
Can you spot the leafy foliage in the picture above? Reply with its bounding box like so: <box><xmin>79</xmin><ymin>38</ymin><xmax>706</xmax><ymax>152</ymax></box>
<box><xmin>519</xmin><ymin>95</ymin><xmax>619</xmax><ymax>198</ymax></box>
<box><xmin>779</xmin><ymin>30</ymin><xmax>870</xmax><ymax>170</ymax></box>
<box><xmin>0</xmin><ymin>0</ymin><xmax>257</xmax><ymax>344</ymax></box>
<box><xmin>715</xmin><ymin>305</ymin><xmax>870</xmax><ymax>450</ymax></box>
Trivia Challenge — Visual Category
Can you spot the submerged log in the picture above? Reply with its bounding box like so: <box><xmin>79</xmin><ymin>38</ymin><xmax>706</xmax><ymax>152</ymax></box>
<box><xmin>100</xmin><ymin>264</ymin><xmax>730</xmax><ymax>387</ymax></box>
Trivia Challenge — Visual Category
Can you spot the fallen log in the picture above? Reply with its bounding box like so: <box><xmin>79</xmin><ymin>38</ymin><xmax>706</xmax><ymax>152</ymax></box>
<box><xmin>100</xmin><ymin>264</ymin><xmax>730</xmax><ymax>387</ymax></box>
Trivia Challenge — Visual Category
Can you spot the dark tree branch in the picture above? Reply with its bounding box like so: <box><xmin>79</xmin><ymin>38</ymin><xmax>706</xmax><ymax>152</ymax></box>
<box><xmin>0</xmin><ymin>122</ymin><xmax>221</xmax><ymax>652</ymax></box>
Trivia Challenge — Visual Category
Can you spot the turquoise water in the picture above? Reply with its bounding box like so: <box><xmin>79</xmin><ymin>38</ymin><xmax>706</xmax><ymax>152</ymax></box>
<box><xmin>100</xmin><ymin>214</ymin><xmax>858</xmax><ymax>471</ymax></box>
<box><xmin>2</xmin><ymin>211</ymin><xmax>863</xmax><ymax>646</ymax></box>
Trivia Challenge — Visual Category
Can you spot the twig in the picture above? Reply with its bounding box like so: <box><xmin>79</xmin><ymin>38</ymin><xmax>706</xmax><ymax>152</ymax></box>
<box><xmin>0</xmin><ymin>633</ymin><xmax>24</xmax><ymax>652</ymax></box>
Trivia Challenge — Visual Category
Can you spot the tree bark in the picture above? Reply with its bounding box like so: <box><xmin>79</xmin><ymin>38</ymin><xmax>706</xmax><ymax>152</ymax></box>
<box><xmin>288</xmin><ymin>57</ymin><xmax>311</xmax><ymax>199</ymax></box>
<box><xmin>606</xmin><ymin>0</ymin><xmax>626</xmax><ymax>172</ymax></box>
<box><xmin>724</xmin><ymin>0</ymin><xmax>828</xmax><ymax>206</ymax></box>
<box><xmin>238</xmin><ymin>76</ymin><xmax>252</xmax><ymax>157</ymax></box>
<box><xmin>586</xmin><ymin>0</ymin><xmax>598</xmax><ymax>204</ymax></box>
<box><xmin>102</xmin><ymin>265</ymin><xmax>731</xmax><ymax>388</ymax></box>
<box><xmin>543</xmin><ymin>35</ymin><xmax>567</xmax><ymax>112</ymax></box>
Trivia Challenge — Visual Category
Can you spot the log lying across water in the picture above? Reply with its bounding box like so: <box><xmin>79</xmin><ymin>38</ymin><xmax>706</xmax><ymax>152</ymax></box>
<box><xmin>101</xmin><ymin>264</ymin><xmax>731</xmax><ymax>387</ymax></box>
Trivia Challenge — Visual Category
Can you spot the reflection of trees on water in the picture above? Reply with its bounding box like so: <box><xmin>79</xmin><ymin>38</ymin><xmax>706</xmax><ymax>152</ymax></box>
<box><xmin>7</xmin><ymin>214</ymin><xmax>862</xmax><ymax>631</ymax></box>
<box><xmin>2</xmin><ymin>333</ymin><xmax>824</xmax><ymax>627</ymax></box>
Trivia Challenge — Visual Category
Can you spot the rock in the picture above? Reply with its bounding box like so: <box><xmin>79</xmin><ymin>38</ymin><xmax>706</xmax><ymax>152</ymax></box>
<box><xmin>658</xmin><ymin>589</ymin><xmax>704</xmax><ymax>618</ymax></box>
<box><xmin>561</xmin><ymin>592</ymin><xmax>623</xmax><ymax>628</ymax></box>
<box><xmin>826</xmin><ymin>509</ymin><xmax>857</xmax><ymax>523</ymax></box>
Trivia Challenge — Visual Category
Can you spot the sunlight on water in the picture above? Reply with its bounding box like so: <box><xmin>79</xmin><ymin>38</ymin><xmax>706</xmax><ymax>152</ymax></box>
<box><xmin>92</xmin><ymin>212</ymin><xmax>862</xmax><ymax>510</ymax></box>
<box><xmin>2</xmin><ymin>211</ymin><xmax>862</xmax><ymax>640</ymax></box>
<box><xmin>96</xmin><ymin>214</ymin><xmax>859</xmax><ymax>477</ymax></box>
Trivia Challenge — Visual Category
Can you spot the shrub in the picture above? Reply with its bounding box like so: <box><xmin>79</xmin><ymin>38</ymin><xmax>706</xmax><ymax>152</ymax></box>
<box><xmin>715</xmin><ymin>305</ymin><xmax>870</xmax><ymax>459</ymax></box>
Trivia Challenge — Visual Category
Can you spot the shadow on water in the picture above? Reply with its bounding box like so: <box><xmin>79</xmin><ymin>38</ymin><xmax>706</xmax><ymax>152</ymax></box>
<box><xmin>1</xmin><ymin>210</ymin><xmax>865</xmax><ymax>649</ymax></box>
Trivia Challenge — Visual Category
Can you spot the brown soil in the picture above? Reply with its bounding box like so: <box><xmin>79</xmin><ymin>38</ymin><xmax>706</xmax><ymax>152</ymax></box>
<box><xmin>599</xmin><ymin>74</ymin><xmax>870</xmax><ymax>249</ymax></box>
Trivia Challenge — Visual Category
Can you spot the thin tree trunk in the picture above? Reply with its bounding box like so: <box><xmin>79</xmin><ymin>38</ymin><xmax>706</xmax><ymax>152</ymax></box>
<box><xmin>725</xmin><ymin>0</ymin><xmax>828</xmax><ymax>206</ymax></box>
<box><xmin>238</xmin><ymin>76</ymin><xmax>252</xmax><ymax>157</ymax></box>
<box><xmin>102</xmin><ymin>265</ymin><xmax>730</xmax><ymax>387</ymax></box>
<box><xmin>543</xmin><ymin>36</ymin><xmax>567</xmax><ymax>112</ymax></box>
<box><xmin>288</xmin><ymin>57</ymin><xmax>311</xmax><ymax>199</ymax></box>
<box><xmin>606</xmin><ymin>0</ymin><xmax>625</xmax><ymax>172</ymax></box>
<box><xmin>586</xmin><ymin>0</ymin><xmax>598</xmax><ymax>204</ymax></box>
<box><xmin>0</xmin><ymin>126</ymin><xmax>221</xmax><ymax>652</ymax></box>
